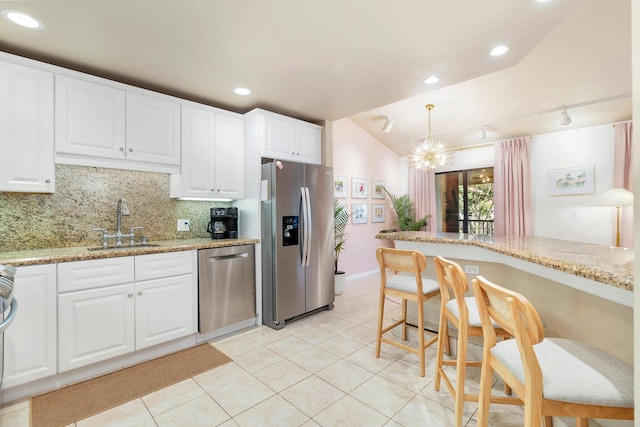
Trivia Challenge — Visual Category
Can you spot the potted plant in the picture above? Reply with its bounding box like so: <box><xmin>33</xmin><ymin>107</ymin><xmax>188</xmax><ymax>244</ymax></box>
<box><xmin>334</xmin><ymin>199</ymin><xmax>350</xmax><ymax>295</ymax></box>
<box><xmin>380</xmin><ymin>187</ymin><xmax>430</xmax><ymax>232</ymax></box>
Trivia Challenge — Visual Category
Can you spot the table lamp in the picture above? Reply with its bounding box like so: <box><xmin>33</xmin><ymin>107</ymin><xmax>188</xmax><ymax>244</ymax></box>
<box><xmin>589</xmin><ymin>188</ymin><xmax>634</xmax><ymax>247</ymax></box>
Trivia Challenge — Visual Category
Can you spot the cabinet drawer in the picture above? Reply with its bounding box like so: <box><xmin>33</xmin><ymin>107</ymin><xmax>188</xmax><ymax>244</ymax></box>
<box><xmin>135</xmin><ymin>250</ymin><xmax>194</xmax><ymax>282</ymax></box>
<box><xmin>58</xmin><ymin>257</ymin><xmax>135</xmax><ymax>293</ymax></box>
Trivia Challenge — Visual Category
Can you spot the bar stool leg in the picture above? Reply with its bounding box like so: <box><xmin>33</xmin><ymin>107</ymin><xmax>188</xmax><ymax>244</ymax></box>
<box><xmin>401</xmin><ymin>299</ymin><xmax>408</xmax><ymax>340</ymax></box>
<box><xmin>417</xmin><ymin>297</ymin><xmax>426</xmax><ymax>377</ymax></box>
<box><xmin>375</xmin><ymin>286</ymin><xmax>386</xmax><ymax>358</ymax></box>
<box><xmin>454</xmin><ymin>324</ymin><xmax>468</xmax><ymax>427</ymax></box>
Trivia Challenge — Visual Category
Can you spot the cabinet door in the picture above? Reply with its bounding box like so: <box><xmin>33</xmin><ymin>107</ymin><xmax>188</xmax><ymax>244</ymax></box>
<box><xmin>263</xmin><ymin>115</ymin><xmax>295</xmax><ymax>160</ymax></box>
<box><xmin>126</xmin><ymin>92</ymin><xmax>180</xmax><ymax>166</ymax></box>
<box><xmin>58</xmin><ymin>283</ymin><xmax>135</xmax><ymax>372</ymax></box>
<box><xmin>214</xmin><ymin>113</ymin><xmax>244</xmax><ymax>199</ymax></box>
<box><xmin>135</xmin><ymin>274</ymin><xmax>195</xmax><ymax>350</ymax></box>
<box><xmin>0</xmin><ymin>61</ymin><xmax>55</xmax><ymax>193</ymax></box>
<box><xmin>55</xmin><ymin>74</ymin><xmax>126</xmax><ymax>159</ymax></box>
<box><xmin>295</xmin><ymin>125</ymin><xmax>322</xmax><ymax>165</ymax></box>
<box><xmin>3</xmin><ymin>264</ymin><xmax>57</xmax><ymax>388</ymax></box>
<box><xmin>172</xmin><ymin>105</ymin><xmax>215</xmax><ymax>198</ymax></box>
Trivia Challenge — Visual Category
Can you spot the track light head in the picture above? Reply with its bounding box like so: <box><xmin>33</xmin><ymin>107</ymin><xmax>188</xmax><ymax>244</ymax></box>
<box><xmin>382</xmin><ymin>118</ymin><xmax>393</xmax><ymax>133</ymax></box>
<box><xmin>560</xmin><ymin>109</ymin><xmax>572</xmax><ymax>126</ymax></box>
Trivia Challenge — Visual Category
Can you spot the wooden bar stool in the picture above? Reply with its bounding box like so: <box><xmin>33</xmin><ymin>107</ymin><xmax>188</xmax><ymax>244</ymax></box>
<box><xmin>473</xmin><ymin>275</ymin><xmax>634</xmax><ymax>427</ymax></box>
<box><xmin>433</xmin><ymin>256</ymin><xmax>513</xmax><ymax>427</ymax></box>
<box><xmin>375</xmin><ymin>247</ymin><xmax>440</xmax><ymax>377</ymax></box>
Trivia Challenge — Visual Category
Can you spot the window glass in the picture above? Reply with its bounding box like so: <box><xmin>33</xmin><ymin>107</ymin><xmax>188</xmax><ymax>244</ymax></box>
<box><xmin>435</xmin><ymin>168</ymin><xmax>494</xmax><ymax>235</ymax></box>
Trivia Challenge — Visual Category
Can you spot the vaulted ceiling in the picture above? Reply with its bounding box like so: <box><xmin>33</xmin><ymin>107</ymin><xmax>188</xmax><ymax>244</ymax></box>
<box><xmin>0</xmin><ymin>0</ymin><xmax>630</xmax><ymax>155</ymax></box>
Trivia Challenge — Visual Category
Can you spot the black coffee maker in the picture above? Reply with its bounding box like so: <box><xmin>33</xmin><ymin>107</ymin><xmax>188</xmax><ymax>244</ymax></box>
<box><xmin>207</xmin><ymin>207</ymin><xmax>238</xmax><ymax>239</ymax></box>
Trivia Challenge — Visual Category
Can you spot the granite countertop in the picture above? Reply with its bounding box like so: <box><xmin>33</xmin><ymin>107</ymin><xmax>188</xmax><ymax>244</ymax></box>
<box><xmin>0</xmin><ymin>237</ymin><xmax>260</xmax><ymax>267</ymax></box>
<box><xmin>376</xmin><ymin>231</ymin><xmax>633</xmax><ymax>291</ymax></box>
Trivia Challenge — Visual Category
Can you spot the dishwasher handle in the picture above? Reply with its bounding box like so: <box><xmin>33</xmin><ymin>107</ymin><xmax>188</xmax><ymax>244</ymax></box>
<box><xmin>208</xmin><ymin>253</ymin><xmax>249</xmax><ymax>262</ymax></box>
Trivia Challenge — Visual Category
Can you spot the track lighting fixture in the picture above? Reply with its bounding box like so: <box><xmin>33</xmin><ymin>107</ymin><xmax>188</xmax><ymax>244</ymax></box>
<box><xmin>477</xmin><ymin>125</ymin><xmax>486</xmax><ymax>140</ymax></box>
<box><xmin>382</xmin><ymin>118</ymin><xmax>394</xmax><ymax>133</ymax></box>
<box><xmin>560</xmin><ymin>109</ymin><xmax>572</xmax><ymax>126</ymax></box>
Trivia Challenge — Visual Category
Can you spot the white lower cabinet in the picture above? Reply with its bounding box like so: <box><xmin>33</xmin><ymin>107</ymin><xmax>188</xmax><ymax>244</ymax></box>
<box><xmin>57</xmin><ymin>250</ymin><xmax>196</xmax><ymax>372</ymax></box>
<box><xmin>3</xmin><ymin>264</ymin><xmax>57</xmax><ymax>388</ymax></box>
<box><xmin>58</xmin><ymin>283</ymin><xmax>135</xmax><ymax>372</ymax></box>
<box><xmin>135</xmin><ymin>274</ymin><xmax>194</xmax><ymax>349</ymax></box>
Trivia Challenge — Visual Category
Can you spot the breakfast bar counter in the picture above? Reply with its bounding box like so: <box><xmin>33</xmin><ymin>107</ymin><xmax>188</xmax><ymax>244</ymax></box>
<box><xmin>376</xmin><ymin>231</ymin><xmax>633</xmax><ymax>306</ymax></box>
<box><xmin>0</xmin><ymin>237</ymin><xmax>260</xmax><ymax>267</ymax></box>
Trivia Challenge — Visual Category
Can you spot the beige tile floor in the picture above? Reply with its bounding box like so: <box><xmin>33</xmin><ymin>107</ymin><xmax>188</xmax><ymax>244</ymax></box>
<box><xmin>0</xmin><ymin>273</ymin><xmax>579</xmax><ymax>427</ymax></box>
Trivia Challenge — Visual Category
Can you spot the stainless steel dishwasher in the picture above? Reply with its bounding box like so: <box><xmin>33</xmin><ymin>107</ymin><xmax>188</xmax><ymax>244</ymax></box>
<box><xmin>198</xmin><ymin>245</ymin><xmax>255</xmax><ymax>333</ymax></box>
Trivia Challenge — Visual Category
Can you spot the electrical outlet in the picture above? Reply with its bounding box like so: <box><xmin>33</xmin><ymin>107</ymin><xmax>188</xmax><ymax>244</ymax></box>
<box><xmin>464</xmin><ymin>265</ymin><xmax>480</xmax><ymax>274</ymax></box>
<box><xmin>177</xmin><ymin>219</ymin><xmax>190</xmax><ymax>232</ymax></box>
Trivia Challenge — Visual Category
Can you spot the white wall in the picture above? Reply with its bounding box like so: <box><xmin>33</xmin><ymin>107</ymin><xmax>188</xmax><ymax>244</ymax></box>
<box><xmin>433</xmin><ymin>124</ymin><xmax>619</xmax><ymax>246</ymax></box>
<box><xmin>531</xmin><ymin>124</ymin><xmax>617</xmax><ymax>246</ymax></box>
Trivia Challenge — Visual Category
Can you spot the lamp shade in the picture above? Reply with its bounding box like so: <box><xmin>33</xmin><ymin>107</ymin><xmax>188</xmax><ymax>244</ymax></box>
<box><xmin>588</xmin><ymin>188</ymin><xmax>634</xmax><ymax>207</ymax></box>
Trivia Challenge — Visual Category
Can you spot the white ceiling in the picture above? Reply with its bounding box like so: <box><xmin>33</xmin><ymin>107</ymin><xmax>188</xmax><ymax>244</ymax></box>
<box><xmin>0</xmin><ymin>0</ymin><xmax>631</xmax><ymax>156</ymax></box>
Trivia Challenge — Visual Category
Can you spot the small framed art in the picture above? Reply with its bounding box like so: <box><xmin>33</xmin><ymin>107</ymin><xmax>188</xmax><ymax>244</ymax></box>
<box><xmin>352</xmin><ymin>177</ymin><xmax>369</xmax><ymax>199</ymax></box>
<box><xmin>372</xmin><ymin>203</ymin><xmax>386</xmax><ymax>223</ymax></box>
<box><xmin>371</xmin><ymin>180</ymin><xmax>385</xmax><ymax>199</ymax></box>
<box><xmin>548</xmin><ymin>165</ymin><xmax>595</xmax><ymax>196</ymax></box>
<box><xmin>334</xmin><ymin>176</ymin><xmax>347</xmax><ymax>198</ymax></box>
<box><xmin>352</xmin><ymin>203</ymin><xmax>368</xmax><ymax>224</ymax></box>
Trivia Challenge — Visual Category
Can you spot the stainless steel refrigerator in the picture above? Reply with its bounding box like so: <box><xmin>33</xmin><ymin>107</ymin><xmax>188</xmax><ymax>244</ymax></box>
<box><xmin>261</xmin><ymin>160</ymin><xmax>334</xmax><ymax>329</ymax></box>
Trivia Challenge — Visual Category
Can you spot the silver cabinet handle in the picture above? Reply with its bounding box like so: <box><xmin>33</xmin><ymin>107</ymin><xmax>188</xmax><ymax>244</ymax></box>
<box><xmin>128</xmin><ymin>293</ymin><xmax>133</xmax><ymax>298</ymax></box>
<box><xmin>119</xmin><ymin>147</ymin><xmax>124</xmax><ymax>152</ymax></box>
<box><xmin>128</xmin><ymin>148</ymin><xmax>133</xmax><ymax>152</ymax></box>
<box><xmin>137</xmin><ymin>291</ymin><xmax>143</xmax><ymax>296</ymax></box>
<box><xmin>45</xmin><ymin>179</ymin><xmax>51</xmax><ymax>184</ymax></box>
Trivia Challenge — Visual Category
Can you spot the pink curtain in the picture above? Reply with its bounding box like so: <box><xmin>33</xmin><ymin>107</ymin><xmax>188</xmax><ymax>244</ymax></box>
<box><xmin>493</xmin><ymin>137</ymin><xmax>533</xmax><ymax>236</ymax></box>
<box><xmin>409</xmin><ymin>166</ymin><xmax>437</xmax><ymax>231</ymax></box>
<box><xmin>614</xmin><ymin>121</ymin><xmax>633</xmax><ymax>248</ymax></box>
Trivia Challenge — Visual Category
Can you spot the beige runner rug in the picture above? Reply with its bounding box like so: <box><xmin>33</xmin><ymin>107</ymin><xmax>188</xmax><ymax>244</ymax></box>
<box><xmin>30</xmin><ymin>344</ymin><xmax>232</xmax><ymax>427</ymax></box>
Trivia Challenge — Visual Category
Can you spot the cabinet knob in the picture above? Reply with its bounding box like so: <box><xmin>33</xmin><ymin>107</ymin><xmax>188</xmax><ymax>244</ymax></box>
<box><xmin>129</xmin><ymin>148</ymin><xmax>133</xmax><ymax>152</ymax></box>
<box><xmin>137</xmin><ymin>291</ymin><xmax>143</xmax><ymax>296</ymax></box>
<box><xmin>119</xmin><ymin>147</ymin><xmax>125</xmax><ymax>152</ymax></box>
<box><xmin>128</xmin><ymin>293</ymin><xmax>133</xmax><ymax>298</ymax></box>
<box><xmin>45</xmin><ymin>179</ymin><xmax>51</xmax><ymax>184</ymax></box>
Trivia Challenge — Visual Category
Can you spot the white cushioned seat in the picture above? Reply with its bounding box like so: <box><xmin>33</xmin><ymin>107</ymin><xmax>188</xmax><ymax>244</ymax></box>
<box><xmin>386</xmin><ymin>274</ymin><xmax>439</xmax><ymax>294</ymax></box>
<box><xmin>491</xmin><ymin>337</ymin><xmax>633</xmax><ymax>408</ymax></box>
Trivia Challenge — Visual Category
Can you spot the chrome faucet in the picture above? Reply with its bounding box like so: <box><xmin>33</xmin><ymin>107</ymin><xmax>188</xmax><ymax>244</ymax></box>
<box><xmin>115</xmin><ymin>198</ymin><xmax>130</xmax><ymax>245</ymax></box>
<box><xmin>93</xmin><ymin>198</ymin><xmax>143</xmax><ymax>247</ymax></box>
<box><xmin>116</xmin><ymin>198</ymin><xmax>130</xmax><ymax>235</ymax></box>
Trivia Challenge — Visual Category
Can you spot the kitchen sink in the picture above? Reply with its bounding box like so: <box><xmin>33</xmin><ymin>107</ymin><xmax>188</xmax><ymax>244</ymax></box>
<box><xmin>87</xmin><ymin>243</ymin><xmax>161</xmax><ymax>251</ymax></box>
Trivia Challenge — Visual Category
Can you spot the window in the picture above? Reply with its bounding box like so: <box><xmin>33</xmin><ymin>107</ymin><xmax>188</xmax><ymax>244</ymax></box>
<box><xmin>435</xmin><ymin>168</ymin><xmax>494</xmax><ymax>235</ymax></box>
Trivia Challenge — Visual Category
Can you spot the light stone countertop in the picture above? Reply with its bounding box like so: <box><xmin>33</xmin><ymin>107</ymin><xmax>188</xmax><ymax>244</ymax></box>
<box><xmin>376</xmin><ymin>231</ymin><xmax>633</xmax><ymax>291</ymax></box>
<box><xmin>0</xmin><ymin>238</ymin><xmax>260</xmax><ymax>267</ymax></box>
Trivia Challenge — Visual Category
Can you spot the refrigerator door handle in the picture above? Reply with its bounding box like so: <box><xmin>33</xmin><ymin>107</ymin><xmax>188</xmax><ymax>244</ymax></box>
<box><xmin>300</xmin><ymin>187</ymin><xmax>309</xmax><ymax>266</ymax></box>
<box><xmin>304</xmin><ymin>186</ymin><xmax>312</xmax><ymax>267</ymax></box>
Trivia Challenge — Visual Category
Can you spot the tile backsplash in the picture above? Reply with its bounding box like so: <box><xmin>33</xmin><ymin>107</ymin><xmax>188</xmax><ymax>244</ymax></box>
<box><xmin>0</xmin><ymin>164</ymin><xmax>228</xmax><ymax>252</ymax></box>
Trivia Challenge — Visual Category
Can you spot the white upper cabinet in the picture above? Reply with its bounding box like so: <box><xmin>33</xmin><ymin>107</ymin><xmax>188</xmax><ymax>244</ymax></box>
<box><xmin>214</xmin><ymin>113</ymin><xmax>244</xmax><ymax>198</ymax></box>
<box><xmin>125</xmin><ymin>92</ymin><xmax>180</xmax><ymax>166</ymax></box>
<box><xmin>0</xmin><ymin>60</ymin><xmax>55</xmax><ymax>193</ymax></box>
<box><xmin>55</xmin><ymin>74</ymin><xmax>180</xmax><ymax>173</ymax></box>
<box><xmin>248</xmin><ymin>109</ymin><xmax>322</xmax><ymax>165</ymax></box>
<box><xmin>170</xmin><ymin>104</ymin><xmax>244</xmax><ymax>199</ymax></box>
<box><xmin>55</xmin><ymin>74</ymin><xmax>126</xmax><ymax>160</ymax></box>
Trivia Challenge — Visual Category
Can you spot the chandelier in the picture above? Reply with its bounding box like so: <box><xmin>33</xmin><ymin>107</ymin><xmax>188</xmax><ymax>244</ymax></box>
<box><xmin>411</xmin><ymin>104</ymin><xmax>448</xmax><ymax>170</ymax></box>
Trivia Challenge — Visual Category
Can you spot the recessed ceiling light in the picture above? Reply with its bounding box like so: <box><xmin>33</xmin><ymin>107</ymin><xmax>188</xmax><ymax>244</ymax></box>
<box><xmin>490</xmin><ymin>45</ymin><xmax>509</xmax><ymax>56</ymax></box>
<box><xmin>232</xmin><ymin>87</ymin><xmax>251</xmax><ymax>96</ymax></box>
<box><xmin>1</xmin><ymin>10</ymin><xmax>43</xmax><ymax>29</ymax></box>
<box><xmin>424</xmin><ymin>76</ymin><xmax>439</xmax><ymax>85</ymax></box>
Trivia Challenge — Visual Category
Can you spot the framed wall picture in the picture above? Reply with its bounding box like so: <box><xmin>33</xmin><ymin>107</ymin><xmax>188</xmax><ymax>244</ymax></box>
<box><xmin>371</xmin><ymin>180</ymin><xmax>385</xmax><ymax>199</ymax></box>
<box><xmin>352</xmin><ymin>177</ymin><xmax>368</xmax><ymax>198</ymax></box>
<box><xmin>352</xmin><ymin>203</ymin><xmax>368</xmax><ymax>224</ymax></box>
<box><xmin>334</xmin><ymin>176</ymin><xmax>347</xmax><ymax>198</ymax></box>
<box><xmin>371</xmin><ymin>203</ymin><xmax>387</xmax><ymax>222</ymax></box>
<box><xmin>372</xmin><ymin>203</ymin><xmax>386</xmax><ymax>223</ymax></box>
<box><xmin>548</xmin><ymin>165</ymin><xmax>595</xmax><ymax>196</ymax></box>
